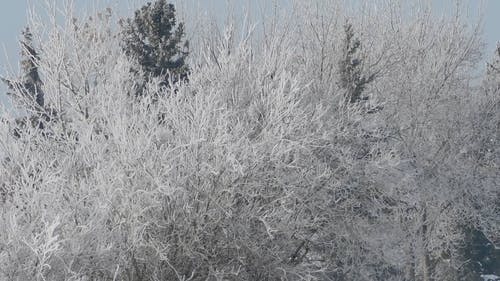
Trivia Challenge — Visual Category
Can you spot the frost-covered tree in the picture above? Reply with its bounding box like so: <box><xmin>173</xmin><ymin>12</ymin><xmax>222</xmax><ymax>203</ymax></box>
<box><xmin>0</xmin><ymin>1</ymin><xmax>498</xmax><ymax>281</ymax></box>
<box><xmin>3</xmin><ymin>27</ymin><xmax>44</xmax><ymax>109</ymax></box>
<box><xmin>486</xmin><ymin>44</ymin><xmax>500</xmax><ymax>82</ymax></box>
<box><xmin>1</xmin><ymin>27</ymin><xmax>53</xmax><ymax>139</ymax></box>
<box><xmin>456</xmin><ymin>43</ymin><xmax>500</xmax><ymax>279</ymax></box>
<box><xmin>338</xmin><ymin>22</ymin><xmax>375</xmax><ymax>104</ymax></box>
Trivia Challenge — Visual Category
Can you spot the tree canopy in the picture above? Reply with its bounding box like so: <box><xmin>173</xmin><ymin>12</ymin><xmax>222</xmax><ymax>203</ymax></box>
<box><xmin>0</xmin><ymin>1</ymin><xmax>498</xmax><ymax>281</ymax></box>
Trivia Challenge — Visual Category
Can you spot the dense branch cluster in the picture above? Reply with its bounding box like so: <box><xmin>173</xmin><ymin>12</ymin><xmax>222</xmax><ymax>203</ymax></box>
<box><xmin>0</xmin><ymin>1</ymin><xmax>498</xmax><ymax>281</ymax></box>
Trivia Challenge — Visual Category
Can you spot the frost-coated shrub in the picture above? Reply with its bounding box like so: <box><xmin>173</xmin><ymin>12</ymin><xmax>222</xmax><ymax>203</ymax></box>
<box><xmin>0</xmin><ymin>1</ymin><xmax>498</xmax><ymax>281</ymax></box>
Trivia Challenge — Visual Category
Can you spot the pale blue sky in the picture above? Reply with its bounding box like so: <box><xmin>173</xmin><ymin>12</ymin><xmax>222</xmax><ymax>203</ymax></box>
<box><xmin>0</xmin><ymin>0</ymin><xmax>499</xmax><ymax>105</ymax></box>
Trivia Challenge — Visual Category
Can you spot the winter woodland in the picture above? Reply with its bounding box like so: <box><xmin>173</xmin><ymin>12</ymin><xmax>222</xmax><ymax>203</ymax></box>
<box><xmin>0</xmin><ymin>0</ymin><xmax>498</xmax><ymax>280</ymax></box>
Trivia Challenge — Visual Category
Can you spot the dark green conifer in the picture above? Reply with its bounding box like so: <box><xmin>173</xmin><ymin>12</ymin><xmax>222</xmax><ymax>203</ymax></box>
<box><xmin>121</xmin><ymin>0</ymin><xmax>189</xmax><ymax>89</ymax></box>
<box><xmin>338</xmin><ymin>23</ymin><xmax>374</xmax><ymax>104</ymax></box>
<box><xmin>3</xmin><ymin>27</ymin><xmax>44</xmax><ymax>109</ymax></box>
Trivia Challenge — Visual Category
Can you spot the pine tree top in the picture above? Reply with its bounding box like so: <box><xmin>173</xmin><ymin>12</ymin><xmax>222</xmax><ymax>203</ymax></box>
<box><xmin>121</xmin><ymin>0</ymin><xmax>189</xmax><ymax>85</ymax></box>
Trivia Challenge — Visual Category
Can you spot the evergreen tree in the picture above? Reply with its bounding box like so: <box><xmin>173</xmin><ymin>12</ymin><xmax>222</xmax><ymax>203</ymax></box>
<box><xmin>487</xmin><ymin>44</ymin><xmax>500</xmax><ymax>75</ymax></box>
<box><xmin>338</xmin><ymin>23</ymin><xmax>375</xmax><ymax>104</ymax></box>
<box><xmin>20</xmin><ymin>27</ymin><xmax>44</xmax><ymax>108</ymax></box>
<box><xmin>3</xmin><ymin>27</ymin><xmax>44</xmax><ymax>109</ymax></box>
<box><xmin>460</xmin><ymin>228</ymin><xmax>500</xmax><ymax>279</ymax></box>
<box><xmin>462</xmin><ymin>43</ymin><xmax>500</xmax><ymax>280</ymax></box>
<box><xmin>1</xmin><ymin>27</ymin><xmax>50</xmax><ymax>137</ymax></box>
<box><xmin>121</xmin><ymin>0</ymin><xmax>189</xmax><ymax>89</ymax></box>
<box><xmin>485</xmin><ymin>44</ymin><xmax>500</xmax><ymax>94</ymax></box>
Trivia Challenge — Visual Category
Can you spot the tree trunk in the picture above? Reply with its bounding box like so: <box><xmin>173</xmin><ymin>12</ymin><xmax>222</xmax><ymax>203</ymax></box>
<box><xmin>422</xmin><ymin>251</ymin><xmax>431</xmax><ymax>281</ymax></box>
<box><xmin>421</xmin><ymin>205</ymin><xmax>432</xmax><ymax>281</ymax></box>
<box><xmin>405</xmin><ymin>243</ymin><xmax>416</xmax><ymax>281</ymax></box>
